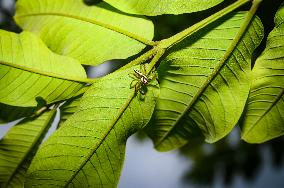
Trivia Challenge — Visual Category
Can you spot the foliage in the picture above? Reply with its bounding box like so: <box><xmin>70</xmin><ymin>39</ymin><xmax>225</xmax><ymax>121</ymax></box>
<box><xmin>241</xmin><ymin>6</ymin><xmax>284</xmax><ymax>142</ymax></box>
<box><xmin>102</xmin><ymin>0</ymin><xmax>224</xmax><ymax>16</ymax></box>
<box><xmin>0</xmin><ymin>0</ymin><xmax>283</xmax><ymax>187</ymax></box>
<box><xmin>146</xmin><ymin>12</ymin><xmax>263</xmax><ymax>151</ymax></box>
<box><xmin>0</xmin><ymin>110</ymin><xmax>56</xmax><ymax>187</ymax></box>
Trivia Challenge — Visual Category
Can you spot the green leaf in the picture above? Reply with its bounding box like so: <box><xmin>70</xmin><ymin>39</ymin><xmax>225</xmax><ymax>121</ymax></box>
<box><xmin>0</xmin><ymin>103</ymin><xmax>35</xmax><ymax>123</ymax></box>
<box><xmin>146</xmin><ymin>12</ymin><xmax>264</xmax><ymax>151</ymax></box>
<box><xmin>0</xmin><ymin>110</ymin><xmax>56</xmax><ymax>188</ymax></box>
<box><xmin>58</xmin><ymin>86</ymin><xmax>90</xmax><ymax>128</ymax></box>
<box><xmin>25</xmin><ymin>66</ymin><xmax>159</xmax><ymax>187</ymax></box>
<box><xmin>103</xmin><ymin>0</ymin><xmax>224</xmax><ymax>16</ymax></box>
<box><xmin>0</xmin><ymin>30</ymin><xmax>88</xmax><ymax>107</ymax></box>
<box><xmin>15</xmin><ymin>0</ymin><xmax>154</xmax><ymax>66</ymax></box>
<box><xmin>241</xmin><ymin>4</ymin><xmax>284</xmax><ymax>143</ymax></box>
<box><xmin>58</xmin><ymin>95</ymin><xmax>82</xmax><ymax>128</ymax></box>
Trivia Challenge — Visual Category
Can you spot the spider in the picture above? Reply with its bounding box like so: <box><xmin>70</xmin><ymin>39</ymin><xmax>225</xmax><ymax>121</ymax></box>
<box><xmin>129</xmin><ymin>64</ymin><xmax>157</xmax><ymax>96</ymax></box>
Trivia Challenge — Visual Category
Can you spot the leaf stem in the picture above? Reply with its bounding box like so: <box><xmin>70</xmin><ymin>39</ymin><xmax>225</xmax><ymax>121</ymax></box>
<box><xmin>146</xmin><ymin>49</ymin><xmax>165</xmax><ymax>75</ymax></box>
<box><xmin>120</xmin><ymin>48</ymin><xmax>157</xmax><ymax>70</ymax></box>
<box><xmin>98</xmin><ymin>0</ymin><xmax>259</xmax><ymax>82</ymax></box>
<box><xmin>31</xmin><ymin>106</ymin><xmax>48</xmax><ymax>118</ymax></box>
<box><xmin>157</xmin><ymin>0</ymin><xmax>252</xmax><ymax>49</ymax></box>
<box><xmin>31</xmin><ymin>103</ymin><xmax>60</xmax><ymax>118</ymax></box>
<box><xmin>120</xmin><ymin>0</ymin><xmax>254</xmax><ymax>73</ymax></box>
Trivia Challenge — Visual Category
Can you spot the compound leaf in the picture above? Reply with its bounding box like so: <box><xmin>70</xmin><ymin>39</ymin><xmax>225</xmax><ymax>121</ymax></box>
<box><xmin>0</xmin><ymin>110</ymin><xmax>57</xmax><ymax>188</ymax></box>
<box><xmin>146</xmin><ymin>12</ymin><xmax>264</xmax><ymax>151</ymax></box>
<box><xmin>241</xmin><ymin>3</ymin><xmax>284</xmax><ymax>143</ymax></box>
<box><xmin>0</xmin><ymin>30</ymin><xmax>87</xmax><ymax>107</ymax></box>
<box><xmin>25</xmin><ymin>66</ymin><xmax>159</xmax><ymax>187</ymax></box>
<box><xmin>15</xmin><ymin>0</ymin><xmax>154</xmax><ymax>66</ymax></box>
<box><xmin>103</xmin><ymin>0</ymin><xmax>224</xmax><ymax>16</ymax></box>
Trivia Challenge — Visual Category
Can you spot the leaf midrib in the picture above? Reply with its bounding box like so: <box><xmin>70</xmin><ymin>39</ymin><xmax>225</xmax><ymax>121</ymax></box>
<box><xmin>155</xmin><ymin>12</ymin><xmax>255</xmax><ymax>146</ymax></box>
<box><xmin>64</xmin><ymin>91</ymin><xmax>136</xmax><ymax>187</ymax></box>
<box><xmin>15</xmin><ymin>12</ymin><xmax>154</xmax><ymax>46</ymax></box>
<box><xmin>243</xmin><ymin>89</ymin><xmax>284</xmax><ymax>137</ymax></box>
<box><xmin>0</xmin><ymin>60</ymin><xmax>91</xmax><ymax>83</ymax></box>
<box><xmin>156</xmin><ymin>55</ymin><xmax>230</xmax><ymax>146</ymax></box>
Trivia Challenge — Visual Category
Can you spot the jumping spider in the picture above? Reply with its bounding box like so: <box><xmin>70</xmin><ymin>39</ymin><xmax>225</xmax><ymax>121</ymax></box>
<box><xmin>129</xmin><ymin>64</ymin><xmax>157</xmax><ymax>96</ymax></box>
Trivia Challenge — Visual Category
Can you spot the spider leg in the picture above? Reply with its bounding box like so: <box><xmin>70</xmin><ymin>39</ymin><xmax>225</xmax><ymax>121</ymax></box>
<box><xmin>140</xmin><ymin>63</ymin><xmax>147</xmax><ymax>75</ymax></box>
<box><xmin>130</xmin><ymin>80</ymin><xmax>138</xmax><ymax>89</ymax></box>
<box><xmin>148</xmin><ymin>72</ymin><xmax>157</xmax><ymax>82</ymax></box>
<box><xmin>135</xmin><ymin>82</ymin><xmax>141</xmax><ymax>93</ymax></box>
<box><xmin>147</xmin><ymin>83</ymin><xmax>160</xmax><ymax>89</ymax></box>
<box><xmin>129</xmin><ymin>73</ymin><xmax>139</xmax><ymax>80</ymax></box>
<box><xmin>147</xmin><ymin>73</ymin><xmax>160</xmax><ymax>89</ymax></box>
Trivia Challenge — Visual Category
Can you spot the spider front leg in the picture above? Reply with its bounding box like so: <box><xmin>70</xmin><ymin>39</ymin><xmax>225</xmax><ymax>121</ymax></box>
<box><xmin>128</xmin><ymin>72</ymin><xmax>140</xmax><ymax>80</ymax></box>
<box><xmin>135</xmin><ymin>82</ymin><xmax>142</xmax><ymax>93</ymax></box>
<box><xmin>129</xmin><ymin>78</ymin><xmax>141</xmax><ymax>94</ymax></box>
<box><xmin>130</xmin><ymin>78</ymin><xmax>138</xmax><ymax>89</ymax></box>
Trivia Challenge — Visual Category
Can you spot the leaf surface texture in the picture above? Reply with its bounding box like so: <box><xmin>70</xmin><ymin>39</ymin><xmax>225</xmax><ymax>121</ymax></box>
<box><xmin>103</xmin><ymin>0</ymin><xmax>224</xmax><ymax>16</ymax></box>
<box><xmin>0</xmin><ymin>110</ymin><xmax>56</xmax><ymax>188</ymax></box>
<box><xmin>15</xmin><ymin>0</ymin><xmax>154</xmax><ymax>65</ymax></box>
<box><xmin>25</xmin><ymin>66</ymin><xmax>159</xmax><ymax>187</ymax></box>
<box><xmin>0</xmin><ymin>30</ymin><xmax>87</xmax><ymax>107</ymax></box>
<box><xmin>147</xmin><ymin>12</ymin><xmax>264</xmax><ymax>151</ymax></box>
<box><xmin>241</xmin><ymin>4</ymin><xmax>284</xmax><ymax>143</ymax></box>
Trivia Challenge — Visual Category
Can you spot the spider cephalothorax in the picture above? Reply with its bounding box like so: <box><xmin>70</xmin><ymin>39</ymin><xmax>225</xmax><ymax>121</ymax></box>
<box><xmin>134</xmin><ymin>69</ymin><xmax>148</xmax><ymax>84</ymax></box>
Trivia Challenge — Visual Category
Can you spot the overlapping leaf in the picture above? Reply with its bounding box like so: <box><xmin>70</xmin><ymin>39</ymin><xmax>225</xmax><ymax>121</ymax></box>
<box><xmin>241</xmin><ymin>3</ymin><xmax>284</xmax><ymax>143</ymax></box>
<box><xmin>0</xmin><ymin>30</ymin><xmax>87</xmax><ymax>107</ymax></box>
<box><xmin>15</xmin><ymin>0</ymin><xmax>154</xmax><ymax>66</ymax></box>
<box><xmin>0</xmin><ymin>110</ymin><xmax>56</xmax><ymax>188</ymax></box>
<box><xmin>103</xmin><ymin>0</ymin><xmax>224</xmax><ymax>16</ymax></box>
<box><xmin>146</xmin><ymin>12</ymin><xmax>264</xmax><ymax>151</ymax></box>
<box><xmin>58</xmin><ymin>95</ymin><xmax>82</xmax><ymax>128</ymax></box>
<box><xmin>0</xmin><ymin>103</ymin><xmax>35</xmax><ymax>123</ymax></box>
<box><xmin>25</xmin><ymin>66</ymin><xmax>159</xmax><ymax>187</ymax></box>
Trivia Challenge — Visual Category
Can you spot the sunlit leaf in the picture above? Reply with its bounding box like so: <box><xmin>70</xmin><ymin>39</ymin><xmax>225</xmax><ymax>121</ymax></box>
<box><xmin>25</xmin><ymin>66</ymin><xmax>159</xmax><ymax>187</ymax></box>
<box><xmin>0</xmin><ymin>110</ymin><xmax>56</xmax><ymax>188</ymax></box>
<box><xmin>103</xmin><ymin>0</ymin><xmax>224</xmax><ymax>16</ymax></box>
<box><xmin>0</xmin><ymin>30</ymin><xmax>88</xmax><ymax>107</ymax></box>
<box><xmin>241</xmin><ymin>3</ymin><xmax>284</xmax><ymax>143</ymax></box>
<box><xmin>146</xmin><ymin>12</ymin><xmax>264</xmax><ymax>151</ymax></box>
<box><xmin>15</xmin><ymin>0</ymin><xmax>154</xmax><ymax>66</ymax></box>
<box><xmin>58</xmin><ymin>95</ymin><xmax>82</xmax><ymax>128</ymax></box>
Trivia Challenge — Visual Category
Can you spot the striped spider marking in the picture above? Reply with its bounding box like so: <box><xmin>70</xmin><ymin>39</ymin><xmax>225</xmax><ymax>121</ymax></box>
<box><xmin>129</xmin><ymin>64</ymin><xmax>157</xmax><ymax>97</ymax></box>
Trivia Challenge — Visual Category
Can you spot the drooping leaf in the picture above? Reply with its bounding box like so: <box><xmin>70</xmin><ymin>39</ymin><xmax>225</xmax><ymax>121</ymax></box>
<box><xmin>0</xmin><ymin>109</ymin><xmax>57</xmax><ymax>188</ymax></box>
<box><xmin>15</xmin><ymin>0</ymin><xmax>154</xmax><ymax>66</ymax></box>
<box><xmin>0</xmin><ymin>103</ymin><xmax>35</xmax><ymax>123</ymax></box>
<box><xmin>25</xmin><ymin>66</ymin><xmax>159</xmax><ymax>187</ymax></box>
<box><xmin>146</xmin><ymin>12</ymin><xmax>264</xmax><ymax>151</ymax></box>
<box><xmin>103</xmin><ymin>0</ymin><xmax>224</xmax><ymax>16</ymax></box>
<box><xmin>0</xmin><ymin>30</ymin><xmax>88</xmax><ymax>107</ymax></box>
<box><xmin>241</xmin><ymin>4</ymin><xmax>284</xmax><ymax>143</ymax></box>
